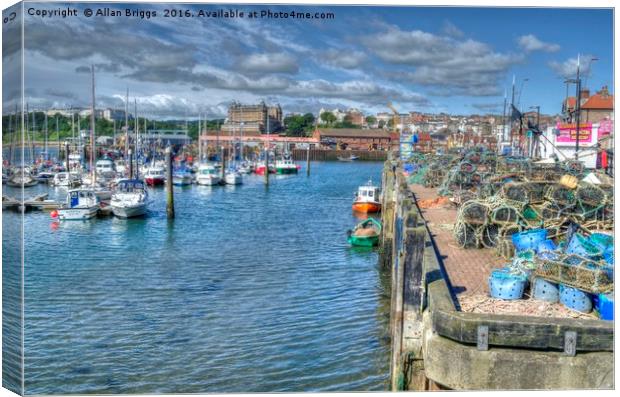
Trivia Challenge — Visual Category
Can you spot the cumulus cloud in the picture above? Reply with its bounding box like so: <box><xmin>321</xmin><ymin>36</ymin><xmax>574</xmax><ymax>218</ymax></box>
<box><xmin>321</xmin><ymin>49</ymin><xmax>367</xmax><ymax>69</ymax></box>
<box><xmin>362</xmin><ymin>26</ymin><xmax>521</xmax><ymax>96</ymax></box>
<box><xmin>442</xmin><ymin>21</ymin><xmax>464</xmax><ymax>38</ymax></box>
<box><xmin>549</xmin><ymin>55</ymin><xmax>595</xmax><ymax>79</ymax></box>
<box><xmin>517</xmin><ymin>34</ymin><xmax>560</xmax><ymax>52</ymax></box>
<box><xmin>235</xmin><ymin>53</ymin><xmax>299</xmax><ymax>74</ymax></box>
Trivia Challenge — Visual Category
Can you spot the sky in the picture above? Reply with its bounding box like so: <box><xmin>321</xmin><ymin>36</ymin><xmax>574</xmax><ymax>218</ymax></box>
<box><xmin>2</xmin><ymin>2</ymin><xmax>614</xmax><ymax>119</ymax></box>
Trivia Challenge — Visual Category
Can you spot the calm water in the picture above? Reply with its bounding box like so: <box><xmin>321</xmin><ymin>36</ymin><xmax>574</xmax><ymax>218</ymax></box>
<box><xmin>2</xmin><ymin>161</ymin><xmax>391</xmax><ymax>394</ymax></box>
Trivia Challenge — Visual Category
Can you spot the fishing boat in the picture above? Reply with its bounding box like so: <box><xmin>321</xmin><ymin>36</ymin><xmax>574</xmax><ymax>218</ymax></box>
<box><xmin>224</xmin><ymin>168</ymin><xmax>243</xmax><ymax>185</ymax></box>
<box><xmin>7</xmin><ymin>167</ymin><xmax>38</xmax><ymax>187</ymax></box>
<box><xmin>95</xmin><ymin>158</ymin><xmax>116</xmax><ymax>180</ymax></box>
<box><xmin>172</xmin><ymin>167</ymin><xmax>193</xmax><ymax>186</ymax></box>
<box><xmin>110</xmin><ymin>179</ymin><xmax>149</xmax><ymax>218</ymax></box>
<box><xmin>196</xmin><ymin>164</ymin><xmax>222</xmax><ymax>186</ymax></box>
<box><xmin>347</xmin><ymin>218</ymin><xmax>382</xmax><ymax>247</ymax></box>
<box><xmin>337</xmin><ymin>154</ymin><xmax>359</xmax><ymax>162</ymax></box>
<box><xmin>56</xmin><ymin>188</ymin><xmax>100</xmax><ymax>220</ymax></box>
<box><xmin>352</xmin><ymin>180</ymin><xmax>382</xmax><ymax>213</ymax></box>
<box><xmin>254</xmin><ymin>161</ymin><xmax>276</xmax><ymax>175</ymax></box>
<box><xmin>144</xmin><ymin>164</ymin><xmax>165</xmax><ymax>186</ymax></box>
<box><xmin>275</xmin><ymin>154</ymin><xmax>299</xmax><ymax>174</ymax></box>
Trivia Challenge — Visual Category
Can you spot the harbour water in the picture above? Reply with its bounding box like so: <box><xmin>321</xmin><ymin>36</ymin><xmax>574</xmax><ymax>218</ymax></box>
<box><xmin>2</xmin><ymin>161</ymin><xmax>390</xmax><ymax>394</ymax></box>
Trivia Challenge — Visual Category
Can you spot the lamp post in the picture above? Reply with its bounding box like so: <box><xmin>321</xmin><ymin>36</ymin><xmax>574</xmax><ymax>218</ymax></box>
<box><xmin>565</xmin><ymin>56</ymin><xmax>597</xmax><ymax>160</ymax></box>
<box><xmin>529</xmin><ymin>106</ymin><xmax>540</xmax><ymax>158</ymax></box>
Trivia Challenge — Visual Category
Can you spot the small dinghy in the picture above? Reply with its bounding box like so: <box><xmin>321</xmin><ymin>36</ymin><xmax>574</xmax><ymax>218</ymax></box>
<box><xmin>347</xmin><ymin>218</ymin><xmax>382</xmax><ymax>247</ymax></box>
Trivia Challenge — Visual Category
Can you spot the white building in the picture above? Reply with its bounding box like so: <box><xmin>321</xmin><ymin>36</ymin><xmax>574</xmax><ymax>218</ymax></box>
<box><xmin>540</xmin><ymin>121</ymin><xmax>611</xmax><ymax>168</ymax></box>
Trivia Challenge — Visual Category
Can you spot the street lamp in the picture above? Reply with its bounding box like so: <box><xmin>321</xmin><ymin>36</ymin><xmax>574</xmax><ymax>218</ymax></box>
<box><xmin>565</xmin><ymin>56</ymin><xmax>597</xmax><ymax>160</ymax></box>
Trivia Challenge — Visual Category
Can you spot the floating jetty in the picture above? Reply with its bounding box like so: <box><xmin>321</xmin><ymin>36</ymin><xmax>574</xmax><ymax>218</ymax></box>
<box><xmin>3</xmin><ymin>194</ymin><xmax>60</xmax><ymax>211</ymax></box>
<box><xmin>379</xmin><ymin>153</ymin><xmax>613</xmax><ymax>391</ymax></box>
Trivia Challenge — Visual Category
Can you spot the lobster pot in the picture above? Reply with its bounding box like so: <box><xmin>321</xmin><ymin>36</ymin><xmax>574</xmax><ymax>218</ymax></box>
<box><xmin>559</xmin><ymin>284</ymin><xmax>593</xmax><ymax>313</ymax></box>
<box><xmin>459</xmin><ymin>161</ymin><xmax>476</xmax><ymax>173</ymax></box>
<box><xmin>454</xmin><ymin>221</ymin><xmax>479</xmax><ymax>248</ymax></box>
<box><xmin>502</xmin><ymin>183</ymin><xmax>531</xmax><ymax>204</ymax></box>
<box><xmin>481</xmin><ymin>224</ymin><xmax>499</xmax><ymax>248</ymax></box>
<box><xmin>491</xmin><ymin>205</ymin><xmax>520</xmax><ymax>225</ymax></box>
<box><xmin>528</xmin><ymin>182</ymin><xmax>548</xmax><ymax>203</ymax></box>
<box><xmin>460</xmin><ymin>201</ymin><xmax>488</xmax><ymax>225</ymax></box>
<box><xmin>539</xmin><ymin>202</ymin><xmax>562</xmax><ymax>220</ymax></box>
<box><xmin>536</xmin><ymin>239</ymin><xmax>556</xmax><ymax>253</ymax></box>
<box><xmin>545</xmin><ymin>185</ymin><xmax>577</xmax><ymax>208</ymax></box>
<box><xmin>489</xmin><ymin>269</ymin><xmax>526</xmax><ymax>300</ymax></box>
<box><xmin>576</xmin><ymin>183</ymin><xmax>607</xmax><ymax>207</ymax></box>
<box><xmin>496</xmin><ymin>237</ymin><xmax>515</xmax><ymax>259</ymax></box>
<box><xmin>563</xmin><ymin>160</ymin><xmax>585</xmax><ymax>175</ymax></box>
<box><xmin>532</xmin><ymin>278</ymin><xmax>560</xmax><ymax>303</ymax></box>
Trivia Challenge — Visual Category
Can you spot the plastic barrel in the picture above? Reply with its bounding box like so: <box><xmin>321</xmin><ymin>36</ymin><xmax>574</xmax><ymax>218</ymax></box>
<box><xmin>559</xmin><ymin>284</ymin><xmax>593</xmax><ymax>313</ymax></box>
<box><xmin>488</xmin><ymin>269</ymin><xmax>526</xmax><ymax>300</ymax></box>
<box><xmin>512</xmin><ymin>229</ymin><xmax>547</xmax><ymax>252</ymax></box>
<box><xmin>536</xmin><ymin>239</ymin><xmax>556</xmax><ymax>254</ymax></box>
<box><xmin>589</xmin><ymin>233</ymin><xmax>613</xmax><ymax>251</ymax></box>
<box><xmin>565</xmin><ymin>234</ymin><xmax>602</xmax><ymax>258</ymax></box>
<box><xmin>603</xmin><ymin>247</ymin><xmax>614</xmax><ymax>265</ymax></box>
<box><xmin>532</xmin><ymin>278</ymin><xmax>559</xmax><ymax>303</ymax></box>
<box><xmin>594</xmin><ymin>293</ymin><xmax>614</xmax><ymax>321</ymax></box>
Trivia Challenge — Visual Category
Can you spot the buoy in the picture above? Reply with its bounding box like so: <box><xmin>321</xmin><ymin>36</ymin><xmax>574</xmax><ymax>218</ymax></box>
<box><xmin>50</xmin><ymin>210</ymin><xmax>58</xmax><ymax>218</ymax></box>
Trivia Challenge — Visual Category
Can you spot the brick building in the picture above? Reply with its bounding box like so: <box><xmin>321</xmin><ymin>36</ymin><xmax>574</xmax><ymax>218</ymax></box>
<box><xmin>313</xmin><ymin>128</ymin><xmax>392</xmax><ymax>150</ymax></box>
<box><xmin>563</xmin><ymin>86</ymin><xmax>614</xmax><ymax>124</ymax></box>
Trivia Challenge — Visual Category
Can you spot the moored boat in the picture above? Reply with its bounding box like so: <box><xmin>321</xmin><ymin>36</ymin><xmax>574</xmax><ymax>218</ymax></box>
<box><xmin>51</xmin><ymin>171</ymin><xmax>81</xmax><ymax>187</ymax></box>
<box><xmin>347</xmin><ymin>218</ymin><xmax>382</xmax><ymax>247</ymax></box>
<box><xmin>224</xmin><ymin>168</ymin><xmax>243</xmax><ymax>185</ymax></box>
<box><xmin>352</xmin><ymin>180</ymin><xmax>382</xmax><ymax>213</ymax></box>
<box><xmin>172</xmin><ymin>167</ymin><xmax>193</xmax><ymax>186</ymax></box>
<box><xmin>110</xmin><ymin>179</ymin><xmax>149</xmax><ymax>218</ymax></box>
<box><xmin>275</xmin><ymin>154</ymin><xmax>299</xmax><ymax>174</ymax></box>
<box><xmin>144</xmin><ymin>164</ymin><xmax>166</xmax><ymax>186</ymax></box>
<box><xmin>337</xmin><ymin>154</ymin><xmax>359</xmax><ymax>162</ymax></box>
<box><xmin>7</xmin><ymin>167</ymin><xmax>38</xmax><ymax>187</ymax></box>
<box><xmin>196</xmin><ymin>164</ymin><xmax>222</xmax><ymax>186</ymax></box>
<box><xmin>55</xmin><ymin>188</ymin><xmax>100</xmax><ymax>220</ymax></box>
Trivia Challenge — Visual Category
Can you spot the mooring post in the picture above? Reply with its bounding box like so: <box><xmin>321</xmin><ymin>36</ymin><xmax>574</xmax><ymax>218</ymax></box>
<box><xmin>64</xmin><ymin>141</ymin><xmax>70</xmax><ymax>172</ymax></box>
<box><xmin>220</xmin><ymin>146</ymin><xmax>226</xmax><ymax>181</ymax></box>
<box><xmin>306</xmin><ymin>145</ymin><xmax>311</xmax><ymax>176</ymax></box>
<box><xmin>264</xmin><ymin>145</ymin><xmax>270</xmax><ymax>185</ymax></box>
<box><xmin>165</xmin><ymin>146</ymin><xmax>175</xmax><ymax>219</ymax></box>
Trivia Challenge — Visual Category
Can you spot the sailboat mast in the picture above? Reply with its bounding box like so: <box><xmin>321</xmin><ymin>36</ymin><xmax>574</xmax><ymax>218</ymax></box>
<box><xmin>125</xmin><ymin>87</ymin><xmax>129</xmax><ymax>159</ymax></box>
<box><xmin>44</xmin><ymin>111</ymin><xmax>48</xmax><ymax>160</ymax></box>
<box><xmin>198</xmin><ymin>113</ymin><xmax>202</xmax><ymax>162</ymax></box>
<box><xmin>90</xmin><ymin>64</ymin><xmax>96</xmax><ymax>186</ymax></box>
<box><xmin>134</xmin><ymin>98</ymin><xmax>139</xmax><ymax>178</ymax></box>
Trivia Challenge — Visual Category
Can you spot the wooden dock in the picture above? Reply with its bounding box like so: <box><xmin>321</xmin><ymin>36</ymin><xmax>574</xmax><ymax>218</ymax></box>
<box><xmin>2</xmin><ymin>194</ymin><xmax>60</xmax><ymax>212</ymax></box>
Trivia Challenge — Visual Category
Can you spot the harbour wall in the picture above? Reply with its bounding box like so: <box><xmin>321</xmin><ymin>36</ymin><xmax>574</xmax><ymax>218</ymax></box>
<box><xmin>379</xmin><ymin>155</ymin><xmax>614</xmax><ymax>391</ymax></box>
<box><xmin>291</xmin><ymin>149</ymin><xmax>387</xmax><ymax>161</ymax></box>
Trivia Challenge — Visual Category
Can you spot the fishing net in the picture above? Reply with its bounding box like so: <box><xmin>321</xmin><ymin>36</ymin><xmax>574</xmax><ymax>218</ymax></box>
<box><xmin>501</xmin><ymin>182</ymin><xmax>531</xmax><ymax>204</ymax></box>
<box><xmin>491</xmin><ymin>205</ymin><xmax>521</xmax><ymax>225</ymax></box>
<box><xmin>576</xmin><ymin>183</ymin><xmax>607</xmax><ymax>207</ymax></box>
<box><xmin>480</xmin><ymin>224</ymin><xmax>499</xmax><ymax>248</ymax></box>
<box><xmin>453</xmin><ymin>221</ymin><xmax>480</xmax><ymax>248</ymax></box>
<box><xmin>460</xmin><ymin>200</ymin><xmax>489</xmax><ymax>225</ymax></box>
<box><xmin>545</xmin><ymin>184</ymin><xmax>577</xmax><ymax>208</ymax></box>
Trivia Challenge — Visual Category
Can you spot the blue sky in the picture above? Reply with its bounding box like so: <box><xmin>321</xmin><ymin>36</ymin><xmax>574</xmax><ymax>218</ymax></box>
<box><xmin>2</xmin><ymin>2</ymin><xmax>614</xmax><ymax>118</ymax></box>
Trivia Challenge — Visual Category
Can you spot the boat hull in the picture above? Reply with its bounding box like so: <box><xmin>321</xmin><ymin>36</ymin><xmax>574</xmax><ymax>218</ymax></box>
<box><xmin>224</xmin><ymin>174</ymin><xmax>242</xmax><ymax>185</ymax></box>
<box><xmin>111</xmin><ymin>204</ymin><xmax>147</xmax><ymax>218</ymax></box>
<box><xmin>57</xmin><ymin>206</ymin><xmax>99</xmax><ymax>220</ymax></box>
<box><xmin>276</xmin><ymin>167</ymin><xmax>298</xmax><ymax>174</ymax></box>
<box><xmin>145</xmin><ymin>177</ymin><xmax>165</xmax><ymax>186</ymax></box>
<box><xmin>172</xmin><ymin>176</ymin><xmax>192</xmax><ymax>186</ymax></box>
<box><xmin>197</xmin><ymin>176</ymin><xmax>222</xmax><ymax>186</ymax></box>
<box><xmin>352</xmin><ymin>202</ymin><xmax>381</xmax><ymax>213</ymax></box>
<box><xmin>347</xmin><ymin>235</ymin><xmax>379</xmax><ymax>247</ymax></box>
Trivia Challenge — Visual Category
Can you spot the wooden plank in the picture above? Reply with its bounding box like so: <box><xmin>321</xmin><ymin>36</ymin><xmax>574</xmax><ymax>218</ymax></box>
<box><xmin>403</xmin><ymin>226</ymin><xmax>426</xmax><ymax>312</ymax></box>
<box><xmin>431</xmin><ymin>309</ymin><xmax>613</xmax><ymax>352</ymax></box>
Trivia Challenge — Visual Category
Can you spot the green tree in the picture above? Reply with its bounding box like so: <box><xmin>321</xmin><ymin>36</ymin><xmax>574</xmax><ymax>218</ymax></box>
<box><xmin>284</xmin><ymin>113</ymin><xmax>315</xmax><ymax>136</ymax></box>
<box><xmin>320</xmin><ymin>111</ymin><xmax>336</xmax><ymax>126</ymax></box>
<box><xmin>365</xmin><ymin>115</ymin><xmax>377</xmax><ymax>125</ymax></box>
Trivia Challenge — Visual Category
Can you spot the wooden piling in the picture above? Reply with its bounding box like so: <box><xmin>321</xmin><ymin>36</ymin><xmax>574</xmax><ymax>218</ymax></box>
<box><xmin>306</xmin><ymin>146</ymin><xmax>311</xmax><ymax>176</ymax></box>
<box><xmin>128</xmin><ymin>149</ymin><xmax>133</xmax><ymax>179</ymax></box>
<box><xmin>220</xmin><ymin>146</ymin><xmax>226</xmax><ymax>181</ymax></box>
<box><xmin>65</xmin><ymin>142</ymin><xmax>70</xmax><ymax>172</ymax></box>
<box><xmin>165</xmin><ymin>147</ymin><xmax>175</xmax><ymax>219</ymax></box>
<box><xmin>264</xmin><ymin>146</ymin><xmax>270</xmax><ymax>185</ymax></box>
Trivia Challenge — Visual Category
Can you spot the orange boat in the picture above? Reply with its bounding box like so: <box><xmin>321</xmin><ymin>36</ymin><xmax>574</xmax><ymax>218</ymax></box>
<box><xmin>352</xmin><ymin>180</ymin><xmax>382</xmax><ymax>213</ymax></box>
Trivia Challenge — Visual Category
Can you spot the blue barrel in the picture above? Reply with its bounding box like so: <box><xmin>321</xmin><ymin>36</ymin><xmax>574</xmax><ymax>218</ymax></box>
<box><xmin>565</xmin><ymin>233</ymin><xmax>602</xmax><ymax>258</ymax></box>
<box><xmin>594</xmin><ymin>293</ymin><xmax>614</xmax><ymax>321</ymax></box>
<box><xmin>532</xmin><ymin>278</ymin><xmax>559</xmax><ymax>303</ymax></box>
<box><xmin>603</xmin><ymin>247</ymin><xmax>614</xmax><ymax>265</ymax></box>
<box><xmin>512</xmin><ymin>229</ymin><xmax>548</xmax><ymax>252</ymax></box>
<box><xmin>488</xmin><ymin>269</ymin><xmax>526</xmax><ymax>300</ymax></box>
<box><xmin>589</xmin><ymin>233</ymin><xmax>613</xmax><ymax>251</ymax></box>
<box><xmin>536</xmin><ymin>239</ymin><xmax>556</xmax><ymax>254</ymax></box>
<box><xmin>559</xmin><ymin>284</ymin><xmax>593</xmax><ymax>313</ymax></box>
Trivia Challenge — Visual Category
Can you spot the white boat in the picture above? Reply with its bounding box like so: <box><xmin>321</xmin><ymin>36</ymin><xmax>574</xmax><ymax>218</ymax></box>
<box><xmin>68</xmin><ymin>153</ymin><xmax>82</xmax><ymax>170</ymax></box>
<box><xmin>172</xmin><ymin>168</ymin><xmax>193</xmax><ymax>186</ymax></box>
<box><xmin>95</xmin><ymin>159</ymin><xmax>116</xmax><ymax>179</ymax></box>
<box><xmin>56</xmin><ymin>188</ymin><xmax>100</xmax><ymax>220</ymax></box>
<box><xmin>114</xmin><ymin>159</ymin><xmax>128</xmax><ymax>176</ymax></box>
<box><xmin>224</xmin><ymin>169</ymin><xmax>243</xmax><ymax>185</ymax></box>
<box><xmin>51</xmin><ymin>171</ymin><xmax>81</xmax><ymax>187</ymax></box>
<box><xmin>7</xmin><ymin>167</ymin><xmax>38</xmax><ymax>187</ymax></box>
<box><xmin>196</xmin><ymin>164</ymin><xmax>222</xmax><ymax>186</ymax></box>
<box><xmin>110</xmin><ymin>179</ymin><xmax>149</xmax><ymax>218</ymax></box>
<box><xmin>275</xmin><ymin>157</ymin><xmax>299</xmax><ymax>174</ymax></box>
<box><xmin>238</xmin><ymin>161</ymin><xmax>253</xmax><ymax>174</ymax></box>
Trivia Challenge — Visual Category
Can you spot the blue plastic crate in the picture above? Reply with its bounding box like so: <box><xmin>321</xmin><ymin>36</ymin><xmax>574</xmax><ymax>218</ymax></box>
<box><xmin>603</xmin><ymin>247</ymin><xmax>614</xmax><ymax>265</ymax></box>
<box><xmin>594</xmin><ymin>293</ymin><xmax>614</xmax><ymax>321</ymax></box>
<box><xmin>559</xmin><ymin>284</ymin><xmax>593</xmax><ymax>313</ymax></box>
<box><xmin>512</xmin><ymin>229</ymin><xmax>547</xmax><ymax>252</ymax></box>
<box><xmin>532</xmin><ymin>278</ymin><xmax>559</xmax><ymax>303</ymax></box>
<box><xmin>566</xmin><ymin>233</ymin><xmax>602</xmax><ymax>258</ymax></box>
<box><xmin>489</xmin><ymin>269</ymin><xmax>526</xmax><ymax>300</ymax></box>
<box><xmin>589</xmin><ymin>233</ymin><xmax>613</xmax><ymax>251</ymax></box>
<box><xmin>536</xmin><ymin>239</ymin><xmax>556</xmax><ymax>254</ymax></box>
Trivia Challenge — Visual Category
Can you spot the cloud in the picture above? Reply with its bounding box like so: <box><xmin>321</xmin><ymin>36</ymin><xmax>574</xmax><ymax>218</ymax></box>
<box><xmin>235</xmin><ymin>53</ymin><xmax>299</xmax><ymax>74</ymax></box>
<box><xmin>44</xmin><ymin>88</ymin><xmax>78</xmax><ymax>100</ymax></box>
<box><xmin>442</xmin><ymin>21</ymin><xmax>464</xmax><ymax>38</ymax></box>
<box><xmin>321</xmin><ymin>49</ymin><xmax>367</xmax><ymax>69</ymax></box>
<box><xmin>75</xmin><ymin>63</ymin><xmax>121</xmax><ymax>74</ymax></box>
<box><xmin>362</xmin><ymin>26</ymin><xmax>521</xmax><ymax>96</ymax></box>
<box><xmin>548</xmin><ymin>55</ymin><xmax>595</xmax><ymax>79</ymax></box>
<box><xmin>517</xmin><ymin>34</ymin><xmax>560</xmax><ymax>52</ymax></box>
<box><xmin>471</xmin><ymin>102</ymin><xmax>503</xmax><ymax>112</ymax></box>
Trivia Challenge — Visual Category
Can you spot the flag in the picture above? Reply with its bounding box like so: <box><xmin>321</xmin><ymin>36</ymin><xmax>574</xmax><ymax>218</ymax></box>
<box><xmin>510</xmin><ymin>104</ymin><xmax>522</xmax><ymax>122</ymax></box>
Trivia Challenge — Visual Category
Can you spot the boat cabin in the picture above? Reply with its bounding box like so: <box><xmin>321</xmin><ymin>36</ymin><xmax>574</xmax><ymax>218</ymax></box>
<box><xmin>357</xmin><ymin>182</ymin><xmax>381</xmax><ymax>203</ymax></box>
<box><xmin>67</xmin><ymin>189</ymin><xmax>99</xmax><ymax>208</ymax></box>
<box><xmin>116</xmin><ymin>179</ymin><xmax>146</xmax><ymax>193</ymax></box>
<box><xmin>96</xmin><ymin>159</ymin><xmax>115</xmax><ymax>174</ymax></box>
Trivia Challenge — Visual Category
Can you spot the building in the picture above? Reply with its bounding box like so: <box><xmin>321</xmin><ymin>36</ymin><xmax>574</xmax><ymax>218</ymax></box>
<box><xmin>563</xmin><ymin>86</ymin><xmax>613</xmax><ymax>124</ymax></box>
<box><xmin>313</xmin><ymin>128</ymin><xmax>392</xmax><ymax>150</ymax></box>
<box><xmin>221</xmin><ymin>101</ymin><xmax>282</xmax><ymax>134</ymax></box>
<box><xmin>346</xmin><ymin>108</ymin><xmax>364</xmax><ymax>126</ymax></box>
<box><xmin>103</xmin><ymin>108</ymin><xmax>128</xmax><ymax>122</ymax></box>
<box><xmin>143</xmin><ymin>130</ymin><xmax>192</xmax><ymax>146</ymax></box>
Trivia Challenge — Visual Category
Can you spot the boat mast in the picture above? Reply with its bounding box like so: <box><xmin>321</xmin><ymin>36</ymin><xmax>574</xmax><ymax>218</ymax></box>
<box><xmin>90</xmin><ymin>64</ymin><xmax>97</xmax><ymax>186</ymax></box>
<box><xmin>44</xmin><ymin>111</ymin><xmax>48</xmax><ymax>161</ymax></box>
<box><xmin>125</xmin><ymin>87</ymin><xmax>129</xmax><ymax>160</ymax></box>
<box><xmin>198</xmin><ymin>113</ymin><xmax>202</xmax><ymax>162</ymax></box>
<box><xmin>134</xmin><ymin>98</ymin><xmax>139</xmax><ymax>178</ymax></box>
